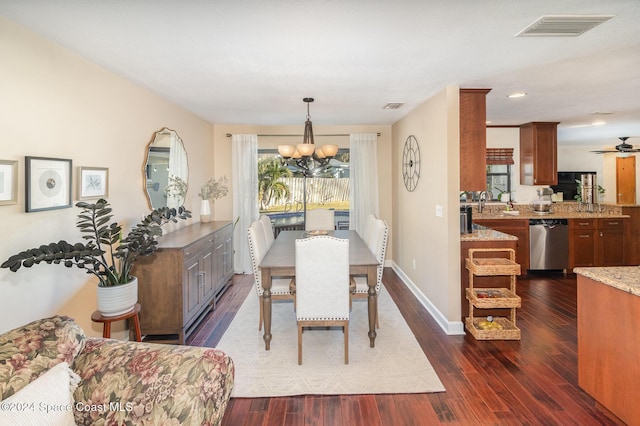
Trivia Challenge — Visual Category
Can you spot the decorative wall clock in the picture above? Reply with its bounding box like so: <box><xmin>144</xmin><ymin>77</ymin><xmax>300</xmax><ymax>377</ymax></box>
<box><xmin>402</xmin><ymin>135</ymin><xmax>421</xmax><ymax>192</ymax></box>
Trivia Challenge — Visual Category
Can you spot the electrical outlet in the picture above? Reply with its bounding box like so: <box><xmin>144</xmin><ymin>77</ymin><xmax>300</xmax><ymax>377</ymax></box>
<box><xmin>435</xmin><ymin>205</ymin><xmax>443</xmax><ymax>217</ymax></box>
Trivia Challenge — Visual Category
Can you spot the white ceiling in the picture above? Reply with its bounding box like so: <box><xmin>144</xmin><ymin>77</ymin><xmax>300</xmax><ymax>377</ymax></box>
<box><xmin>1</xmin><ymin>0</ymin><xmax>639</xmax><ymax>148</ymax></box>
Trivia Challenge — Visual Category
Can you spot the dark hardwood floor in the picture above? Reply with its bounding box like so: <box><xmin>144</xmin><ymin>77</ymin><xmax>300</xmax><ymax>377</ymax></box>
<box><xmin>188</xmin><ymin>270</ymin><xmax>620</xmax><ymax>426</ymax></box>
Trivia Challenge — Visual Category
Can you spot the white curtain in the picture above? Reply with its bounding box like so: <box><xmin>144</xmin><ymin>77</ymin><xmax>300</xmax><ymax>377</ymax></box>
<box><xmin>232</xmin><ymin>134</ymin><xmax>259</xmax><ymax>274</ymax></box>
<box><xmin>349</xmin><ymin>133</ymin><xmax>380</xmax><ymax>235</ymax></box>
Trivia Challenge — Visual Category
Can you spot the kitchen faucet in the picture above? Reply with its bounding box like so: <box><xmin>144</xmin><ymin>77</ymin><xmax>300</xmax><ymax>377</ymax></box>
<box><xmin>478</xmin><ymin>191</ymin><xmax>487</xmax><ymax>213</ymax></box>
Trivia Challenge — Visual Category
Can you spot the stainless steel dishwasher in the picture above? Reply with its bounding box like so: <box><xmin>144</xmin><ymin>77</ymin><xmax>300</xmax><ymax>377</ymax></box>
<box><xmin>529</xmin><ymin>219</ymin><xmax>569</xmax><ymax>270</ymax></box>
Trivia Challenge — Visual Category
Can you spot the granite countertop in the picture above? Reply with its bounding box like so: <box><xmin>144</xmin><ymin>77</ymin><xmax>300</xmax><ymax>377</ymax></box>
<box><xmin>574</xmin><ymin>266</ymin><xmax>640</xmax><ymax>297</ymax></box>
<box><xmin>467</xmin><ymin>201</ymin><xmax>630</xmax><ymax>220</ymax></box>
<box><xmin>460</xmin><ymin>225</ymin><xmax>518</xmax><ymax>242</ymax></box>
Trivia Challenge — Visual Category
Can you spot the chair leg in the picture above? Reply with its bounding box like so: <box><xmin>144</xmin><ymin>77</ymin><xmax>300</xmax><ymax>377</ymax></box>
<box><xmin>298</xmin><ymin>324</ymin><xmax>303</xmax><ymax>365</ymax></box>
<box><xmin>344</xmin><ymin>322</ymin><xmax>349</xmax><ymax>364</ymax></box>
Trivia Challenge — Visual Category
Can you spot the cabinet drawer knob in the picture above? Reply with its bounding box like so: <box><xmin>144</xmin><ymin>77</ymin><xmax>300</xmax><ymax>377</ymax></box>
<box><xmin>579</xmin><ymin>235</ymin><xmax>590</xmax><ymax>238</ymax></box>
<box><xmin>578</xmin><ymin>222</ymin><xmax>589</xmax><ymax>226</ymax></box>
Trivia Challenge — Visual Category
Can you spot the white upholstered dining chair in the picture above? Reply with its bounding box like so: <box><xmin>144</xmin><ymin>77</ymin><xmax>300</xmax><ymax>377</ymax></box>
<box><xmin>304</xmin><ymin>209</ymin><xmax>335</xmax><ymax>231</ymax></box>
<box><xmin>295</xmin><ymin>236</ymin><xmax>350</xmax><ymax>365</ymax></box>
<box><xmin>258</xmin><ymin>214</ymin><xmax>275</xmax><ymax>247</ymax></box>
<box><xmin>351</xmin><ymin>219</ymin><xmax>388</xmax><ymax>328</ymax></box>
<box><xmin>247</xmin><ymin>220</ymin><xmax>295</xmax><ymax>330</ymax></box>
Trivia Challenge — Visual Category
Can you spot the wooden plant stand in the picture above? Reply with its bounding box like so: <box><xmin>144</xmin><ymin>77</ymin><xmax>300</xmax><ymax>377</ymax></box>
<box><xmin>465</xmin><ymin>248</ymin><xmax>521</xmax><ymax>340</ymax></box>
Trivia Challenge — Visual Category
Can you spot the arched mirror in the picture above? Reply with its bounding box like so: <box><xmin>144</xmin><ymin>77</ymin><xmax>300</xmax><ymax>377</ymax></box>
<box><xmin>144</xmin><ymin>128</ymin><xmax>189</xmax><ymax>209</ymax></box>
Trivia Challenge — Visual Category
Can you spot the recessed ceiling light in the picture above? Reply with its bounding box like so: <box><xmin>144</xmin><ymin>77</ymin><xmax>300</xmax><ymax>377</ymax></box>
<box><xmin>507</xmin><ymin>92</ymin><xmax>527</xmax><ymax>98</ymax></box>
<box><xmin>383</xmin><ymin>102</ymin><xmax>404</xmax><ymax>110</ymax></box>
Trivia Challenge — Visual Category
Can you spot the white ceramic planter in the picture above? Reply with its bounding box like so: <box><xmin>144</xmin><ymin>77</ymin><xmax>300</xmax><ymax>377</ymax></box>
<box><xmin>200</xmin><ymin>199</ymin><xmax>211</xmax><ymax>223</ymax></box>
<box><xmin>96</xmin><ymin>277</ymin><xmax>138</xmax><ymax>317</ymax></box>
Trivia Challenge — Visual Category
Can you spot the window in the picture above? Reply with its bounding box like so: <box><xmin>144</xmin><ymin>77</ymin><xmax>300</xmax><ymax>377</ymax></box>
<box><xmin>486</xmin><ymin>164</ymin><xmax>511</xmax><ymax>200</ymax></box>
<box><xmin>257</xmin><ymin>149</ymin><xmax>350</xmax><ymax>229</ymax></box>
<box><xmin>486</xmin><ymin>148</ymin><xmax>514</xmax><ymax>201</ymax></box>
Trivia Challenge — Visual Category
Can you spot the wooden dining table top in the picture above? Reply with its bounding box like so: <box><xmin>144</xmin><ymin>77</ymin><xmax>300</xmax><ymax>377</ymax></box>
<box><xmin>259</xmin><ymin>230</ymin><xmax>379</xmax><ymax>269</ymax></box>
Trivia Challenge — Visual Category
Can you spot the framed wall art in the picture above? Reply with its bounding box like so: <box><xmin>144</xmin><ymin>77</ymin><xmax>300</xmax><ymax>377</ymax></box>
<box><xmin>78</xmin><ymin>166</ymin><xmax>109</xmax><ymax>200</ymax></box>
<box><xmin>25</xmin><ymin>156</ymin><xmax>72</xmax><ymax>212</ymax></box>
<box><xmin>0</xmin><ymin>160</ymin><xmax>18</xmax><ymax>206</ymax></box>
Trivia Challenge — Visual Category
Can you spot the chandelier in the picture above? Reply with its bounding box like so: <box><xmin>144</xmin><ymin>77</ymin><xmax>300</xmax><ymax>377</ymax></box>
<box><xmin>277</xmin><ymin>98</ymin><xmax>339</xmax><ymax>177</ymax></box>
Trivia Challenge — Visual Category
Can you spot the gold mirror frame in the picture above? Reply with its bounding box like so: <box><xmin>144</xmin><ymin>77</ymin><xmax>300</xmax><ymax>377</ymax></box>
<box><xmin>143</xmin><ymin>128</ymin><xmax>189</xmax><ymax>209</ymax></box>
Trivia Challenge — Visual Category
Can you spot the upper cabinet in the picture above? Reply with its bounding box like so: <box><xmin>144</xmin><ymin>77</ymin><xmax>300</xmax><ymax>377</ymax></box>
<box><xmin>460</xmin><ymin>88</ymin><xmax>491</xmax><ymax>191</ymax></box>
<box><xmin>519</xmin><ymin>122</ymin><xmax>559</xmax><ymax>186</ymax></box>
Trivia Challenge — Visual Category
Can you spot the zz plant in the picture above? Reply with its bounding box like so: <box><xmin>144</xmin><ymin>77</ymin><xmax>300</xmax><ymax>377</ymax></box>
<box><xmin>1</xmin><ymin>199</ymin><xmax>191</xmax><ymax>287</ymax></box>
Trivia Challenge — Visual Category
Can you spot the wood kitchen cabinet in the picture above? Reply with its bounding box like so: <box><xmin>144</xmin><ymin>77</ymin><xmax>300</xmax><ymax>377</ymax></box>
<box><xmin>520</xmin><ymin>122</ymin><xmax>559</xmax><ymax>186</ymax></box>
<box><xmin>621</xmin><ymin>206</ymin><xmax>640</xmax><ymax>265</ymax></box>
<box><xmin>473</xmin><ymin>219</ymin><xmax>529</xmax><ymax>272</ymax></box>
<box><xmin>132</xmin><ymin>221</ymin><xmax>233</xmax><ymax>344</ymax></box>
<box><xmin>568</xmin><ymin>219</ymin><xmax>597</xmax><ymax>267</ymax></box>
<box><xmin>460</xmin><ymin>88</ymin><xmax>491</xmax><ymax>191</ymax></box>
<box><xmin>568</xmin><ymin>218</ymin><xmax>626</xmax><ymax>268</ymax></box>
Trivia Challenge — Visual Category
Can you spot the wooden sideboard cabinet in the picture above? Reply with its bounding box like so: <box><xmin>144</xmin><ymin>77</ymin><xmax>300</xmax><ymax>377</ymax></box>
<box><xmin>131</xmin><ymin>221</ymin><xmax>233</xmax><ymax>344</ymax></box>
<box><xmin>568</xmin><ymin>218</ymin><xmax>626</xmax><ymax>268</ymax></box>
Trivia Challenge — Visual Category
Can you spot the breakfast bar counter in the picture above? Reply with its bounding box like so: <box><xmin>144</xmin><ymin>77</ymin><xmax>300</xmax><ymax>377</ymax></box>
<box><xmin>574</xmin><ymin>266</ymin><xmax>640</xmax><ymax>425</ymax></box>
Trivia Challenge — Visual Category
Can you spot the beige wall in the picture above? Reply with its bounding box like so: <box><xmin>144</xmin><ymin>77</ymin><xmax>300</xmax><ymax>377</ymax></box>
<box><xmin>391</xmin><ymin>86</ymin><xmax>463</xmax><ymax>333</ymax></box>
<box><xmin>0</xmin><ymin>17</ymin><xmax>216</xmax><ymax>336</ymax></box>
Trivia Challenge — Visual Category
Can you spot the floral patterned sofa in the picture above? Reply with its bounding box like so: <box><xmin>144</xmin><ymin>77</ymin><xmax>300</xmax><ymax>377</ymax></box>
<box><xmin>0</xmin><ymin>315</ymin><xmax>234</xmax><ymax>425</ymax></box>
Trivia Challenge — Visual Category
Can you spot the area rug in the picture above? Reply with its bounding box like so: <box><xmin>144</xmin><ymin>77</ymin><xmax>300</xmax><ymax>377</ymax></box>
<box><xmin>215</xmin><ymin>284</ymin><xmax>446</xmax><ymax>397</ymax></box>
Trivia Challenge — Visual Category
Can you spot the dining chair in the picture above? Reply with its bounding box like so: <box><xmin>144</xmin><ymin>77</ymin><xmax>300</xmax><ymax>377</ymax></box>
<box><xmin>258</xmin><ymin>214</ymin><xmax>275</xmax><ymax>248</ymax></box>
<box><xmin>247</xmin><ymin>221</ymin><xmax>295</xmax><ymax>331</ymax></box>
<box><xmin>295</xmin><ymin>236</ymin><xmax>350</xmax><ymax>365</ymax></box>
<box><xmin>361</xmin><ymin>213</ymin><xmax>377</xmax><ymax>246</ymax></box>
<box><xmin>351</xmin><ymin>219</ymin><xmax>388</xmax><ymax>328</ymax></box>
<box><xmin>305</xmin><ymin>209</ymin><xmax>335</xmax><ymax>231</ymax></box>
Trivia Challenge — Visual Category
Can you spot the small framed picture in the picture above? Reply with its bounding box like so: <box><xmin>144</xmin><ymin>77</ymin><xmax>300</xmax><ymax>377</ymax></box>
<box><xmin>0</xmin><ymin>159</ymin><xmax>18</xmax><ymax>206</ymax></box>
<box><xmin>78</xmin><ymin>166</ymin><xmax>109</xmax><ymax>200</ymax></box>
<box><xmin>25</xmin><ymin>156</ymin><xmax>73</xmax><ymax>212</ymax></box>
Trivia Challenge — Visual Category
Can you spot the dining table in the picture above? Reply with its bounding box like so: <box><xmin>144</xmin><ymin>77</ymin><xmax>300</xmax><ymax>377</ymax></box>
<box><xmin>259</xmin><ymin>230</ymin><xmax>380</xmax><ymax>350</ymax></box>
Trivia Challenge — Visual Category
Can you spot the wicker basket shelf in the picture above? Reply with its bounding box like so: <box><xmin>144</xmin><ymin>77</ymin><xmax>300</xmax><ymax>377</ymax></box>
<box><xmin>465</xmin><ymin>257</ymin><xmax>521</xmax><ymax>276</ymax></box>
<box><xmin>465</xmin><ymin>247</ymin><xmax>521</xmax><ymax>341</ymax></box>
<box><xmin>466</xmin><ymin>288</ymin><xmax>521</xmax><ymax>309</ymax></box>
<box><xmin>465</xmin><ymin>316</ymin><xmax>521</xmax><ymax>340</ymax></box>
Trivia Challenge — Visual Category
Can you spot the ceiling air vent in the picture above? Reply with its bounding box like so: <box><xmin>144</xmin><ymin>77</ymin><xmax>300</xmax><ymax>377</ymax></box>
<box><xmin>516</xmin><ymin>15</ymin><xmax>614</xmax><ymax>37</ymax></box>
<box><xmin>383</xmin><ymin>102</ymin><xmax>404</xmax><ymax>110</ymax></box>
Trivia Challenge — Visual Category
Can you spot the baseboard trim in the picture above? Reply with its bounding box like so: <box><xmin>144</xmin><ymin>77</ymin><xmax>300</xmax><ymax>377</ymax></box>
<box><xmin>389</xmin><ymin>261</ymin><xmax>465</xmax><ymax>336</ymax></box>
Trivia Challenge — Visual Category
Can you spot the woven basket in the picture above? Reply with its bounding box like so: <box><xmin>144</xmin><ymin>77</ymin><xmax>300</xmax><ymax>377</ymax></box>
<box><xmin>465</xmin><ymin>288</ymin><xmax>521</xmax><ymax>308</ymax></box>
<box><xmin>465</xmin><ymin>248</ymin><xmax>521</xmax><ymax>276</ymax></box>
<box><xmin>465</xmin><ymin>316</ymin><xmax>521</xmax><ymax>340</ymax></box>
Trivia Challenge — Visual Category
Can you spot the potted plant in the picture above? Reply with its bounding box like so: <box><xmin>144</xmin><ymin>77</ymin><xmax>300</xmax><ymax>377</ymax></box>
<box><xmin>1</xmin><ymin>199</ymin><xmax>191</xmax><ymax>316</ymax></box>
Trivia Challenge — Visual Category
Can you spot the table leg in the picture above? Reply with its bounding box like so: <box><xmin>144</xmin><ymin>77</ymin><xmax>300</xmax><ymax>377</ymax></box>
<box><xmin>103</xmin><ymin>322</ymin><xmax>111</xmax><ymax>339</ymax></box>
<box><xmin>367</xmin><ymin>265</ymin><xmax>378</xmax><ymax>347</ymax></box>
<box><xmin>261</xmin><ymin>267</ymin><xmax>273</xmax><ymax>350</ymax></box>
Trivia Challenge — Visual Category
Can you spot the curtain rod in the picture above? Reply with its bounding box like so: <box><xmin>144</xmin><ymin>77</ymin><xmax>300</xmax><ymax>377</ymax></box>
<box><xmin>225</xmin><ymin>133</ymin><xmax>381</xmax><ymax>137</ymax></box>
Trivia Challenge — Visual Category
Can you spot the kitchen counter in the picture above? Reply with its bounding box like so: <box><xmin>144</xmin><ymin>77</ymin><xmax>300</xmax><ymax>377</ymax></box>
<box><xmin>465</xmin><ymin>201</ymin><xmax>630</xmax><ymax>220</ymax></box>
<box><xmin>573</xmin><ymin>266</ymin><xmax>640</xmax><ymax>297</ymax></box>
<box><xmin>575</xmin><ymin>267</ymin><xmax>640</xmax><ymax>425</ymax></box>
<box><xmin>460</xmin><ymin>225</ymin><xmax>518</xmax><ymax>242</ymax></box>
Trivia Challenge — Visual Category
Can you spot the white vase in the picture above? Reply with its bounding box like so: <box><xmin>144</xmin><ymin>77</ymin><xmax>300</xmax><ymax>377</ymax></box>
<box><xmin>96</xmin><ymin>277</ymin><xmax>138</xmax><ymax>317</ymax></box>
<box><xmin>200</xmin><ymin>199</ymin><xmax>211</xmax><ymax>223</ymax></box>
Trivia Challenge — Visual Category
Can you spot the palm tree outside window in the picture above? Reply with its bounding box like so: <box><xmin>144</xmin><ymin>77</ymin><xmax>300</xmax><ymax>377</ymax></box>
<box><xmin>257</xmin><ymin>149</ymin><xmax>350</xmax><ymax>232</ymax></box>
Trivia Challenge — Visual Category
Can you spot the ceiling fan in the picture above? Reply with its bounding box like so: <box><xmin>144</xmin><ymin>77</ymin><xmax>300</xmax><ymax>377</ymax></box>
<box><xmin>591</xmin><ymin>137</ymin><xmax>640</xmax><ymax>154</ymax></box>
